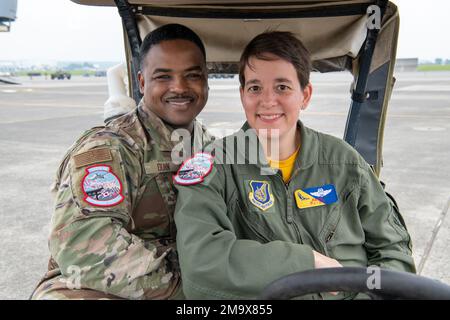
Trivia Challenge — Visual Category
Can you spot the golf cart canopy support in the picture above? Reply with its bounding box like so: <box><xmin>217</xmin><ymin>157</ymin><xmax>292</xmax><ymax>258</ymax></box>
<box><xmin>72</xmin><ymin>0</ymin><xmax>400</xmax><ymax>176</ymax></box>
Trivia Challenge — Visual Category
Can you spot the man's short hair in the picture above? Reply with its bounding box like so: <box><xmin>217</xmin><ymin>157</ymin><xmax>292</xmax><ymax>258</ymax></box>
<box><xmin>139</xmin><ymin>23</ymin><xmax>206</xmax><ymax>70</ymax></box>
<box><xmin>239</xmin><ymin>31</ymin><xmax>311</xmax><ymax>89</ymax></box>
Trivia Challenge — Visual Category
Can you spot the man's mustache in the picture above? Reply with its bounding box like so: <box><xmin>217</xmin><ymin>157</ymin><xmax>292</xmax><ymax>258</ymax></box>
<box><xmin>165</xmin><ymin>94</ymin><xmax>195</xmax><ymax>101</ymax></box>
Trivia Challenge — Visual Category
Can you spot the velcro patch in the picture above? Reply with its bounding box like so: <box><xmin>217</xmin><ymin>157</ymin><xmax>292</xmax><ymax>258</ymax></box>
<box><xmin>173</xmin><ymin>152</ymin><xmax>213</xmax><ymax>186</ymax></box>
<box><xmin>295</xmin><ymin>184</ymin><xmax>338</xmax><ymax>209</ymax></box>
<box><xmin>73</xmin><ymin>148</ymin><xmax>112</xmax><ymax>168</ymax></box>
<box><xmin>144</xmin><ymin>160</ymin><xmax>179</xmax><ymax>174</ymax></box>
<box><xmin>249</xmin><ymin>180</ymin><xmax>274</xmax><ymax>211</ymax></box>
<box><xmin>82</xmin><ymin>165</ymin><xmax>124</xmax><ymax>207</ymax></box>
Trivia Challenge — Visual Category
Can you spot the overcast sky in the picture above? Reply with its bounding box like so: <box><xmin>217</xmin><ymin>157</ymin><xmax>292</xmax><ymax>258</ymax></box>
<box><xmin>1</xmin><ymin>0</ymin><xmax>449</xmax><ymax>63</ymax></box>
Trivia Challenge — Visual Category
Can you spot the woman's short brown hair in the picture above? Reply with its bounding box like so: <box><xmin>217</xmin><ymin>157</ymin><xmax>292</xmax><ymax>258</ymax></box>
<box><xmin>239</xmin><ymin>31</ymin><xmax>311</xmax><ymax>89</ymax></box>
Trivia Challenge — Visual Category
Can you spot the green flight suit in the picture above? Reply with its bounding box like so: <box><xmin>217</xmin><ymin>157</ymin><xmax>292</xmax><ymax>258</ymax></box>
<box><xmin>174</xmin><ymin>121</ymin><xmax>415</xmax><ymax>300</ymax></box>
<box><xmin>31</xmin><ymin>100</ymin><xmax>211</xmax><ymax>300</ymax></box>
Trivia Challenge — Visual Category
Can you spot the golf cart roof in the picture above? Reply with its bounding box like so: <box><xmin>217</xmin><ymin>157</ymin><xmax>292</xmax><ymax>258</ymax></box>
<box><xmin>73</xmin><ymin>0</ymin><xmax>394</xmax><ymax>71</ymax></box>
<box><xmin>71</xmin><ymin>0</ymin><xmax>400</xmax><ymax>176</ymax></box>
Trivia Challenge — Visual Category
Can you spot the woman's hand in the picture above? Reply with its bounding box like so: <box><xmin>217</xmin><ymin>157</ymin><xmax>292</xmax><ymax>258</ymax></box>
<box><xmin>313</xmin><ymin>250</ymin><xmax>342</xmax><ymax>269</ymax></box>
<box><xmin>312</xmin><ymin>250</ymin><xmax>342</xmax><ymax>296</ymax></box>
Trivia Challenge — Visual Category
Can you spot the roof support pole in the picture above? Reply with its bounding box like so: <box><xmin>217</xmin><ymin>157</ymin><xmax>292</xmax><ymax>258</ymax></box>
<box><xmin>344</xmin><ymin>0</ymin><xmax>388</xmax><ymax>147</ymax></box>
<box><xmin>114</xmin><ymin>0</ymin><xmax>142</xmax><ymax>104</ymax></box>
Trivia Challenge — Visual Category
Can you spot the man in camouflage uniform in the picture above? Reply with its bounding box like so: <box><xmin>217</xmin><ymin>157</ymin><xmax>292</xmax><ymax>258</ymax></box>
<box><xmin>31</xmin><ymin>24</ymin><xmax>211</xmax><ymax>299</ymax></box>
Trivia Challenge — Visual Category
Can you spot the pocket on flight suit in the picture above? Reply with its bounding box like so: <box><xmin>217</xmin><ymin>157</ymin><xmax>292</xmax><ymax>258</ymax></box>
<box><xmin>230</xmin><ymin>198</ymin><xmax>273</xmax><ymax>243</ymax></box>
<box><xmin>232</xmin><ymin>179</ymin><xmax>282</xmax><ymax>242</ymax></box>
<box><xmin>316</xmin><ymin>184</ymin><xmax>365</xmax><ymax>260</ymax></box>
<box><xmin>318</xmin><ymin>185</ymin><xmax>363</xmax><ymax>301</ymax></box>
<box><xmin>385</xmin><ymin>191</ymin><xmax>413</xmax><ymax>252</ymax></box>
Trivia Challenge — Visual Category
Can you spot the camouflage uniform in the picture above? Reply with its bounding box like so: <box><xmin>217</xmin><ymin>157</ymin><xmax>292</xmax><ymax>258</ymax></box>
<box><xmin>31</xmin><ymin>100</ymin><xmax>211</xmax><ymax>300</ymax></box>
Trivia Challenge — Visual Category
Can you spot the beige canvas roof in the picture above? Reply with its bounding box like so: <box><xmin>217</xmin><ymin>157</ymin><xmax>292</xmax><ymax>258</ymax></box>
<box><xmin>137</xmin><ymin>14</ymin><xmax>368</xmax><ymax>67</ymax></box>
<box><xmin>71</xmin><ymin>0</ymin><xmax>397</xmax><ymax>73</ymax></box>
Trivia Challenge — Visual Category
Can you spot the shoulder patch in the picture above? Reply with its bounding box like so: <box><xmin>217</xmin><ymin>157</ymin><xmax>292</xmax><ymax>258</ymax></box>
<box><xmin>73</xmin><ymin>148</ymin><xmax>112</xmax><ymax>168</ymax></box>
<box><xmin>173</xmin><ymin>152</ymin><xmax>213</xmax><ymax>186</ymax></box>
<box><xmin>82</xmin><ymin>165</ymin><xmax>124</xmax><ymax>207</ymax></box>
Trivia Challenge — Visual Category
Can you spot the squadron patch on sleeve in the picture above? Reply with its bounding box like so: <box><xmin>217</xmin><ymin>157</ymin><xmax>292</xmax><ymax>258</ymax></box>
<box><xmin>173</xmin><ymin>152</ymin><xmax>213</xmax><ymax>186</ymax></box>
<box><xmin>81</xmin><ymin>165</ymin><xmax>124</xmax><ymax>207</ymax></box>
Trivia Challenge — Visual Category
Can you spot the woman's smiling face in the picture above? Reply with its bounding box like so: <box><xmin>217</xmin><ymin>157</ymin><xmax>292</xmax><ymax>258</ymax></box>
<box><xmin>240</xmin><ymin>54</ymin><xmax>312</xmax><ymax>139</ymax></box>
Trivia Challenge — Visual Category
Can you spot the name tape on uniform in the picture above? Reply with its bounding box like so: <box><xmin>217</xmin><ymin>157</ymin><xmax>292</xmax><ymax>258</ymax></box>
<box><xmin>144</xmin><ymin>160</ymin><xmax>179</xmax><ymax>174</ymax></box>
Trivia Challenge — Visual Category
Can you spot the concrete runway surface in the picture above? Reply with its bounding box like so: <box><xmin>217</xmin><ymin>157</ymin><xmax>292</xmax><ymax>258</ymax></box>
<box><xmin>0</xmin><ymin>72</ymin><xmax>449</xmax><ymax>299</ymax></box>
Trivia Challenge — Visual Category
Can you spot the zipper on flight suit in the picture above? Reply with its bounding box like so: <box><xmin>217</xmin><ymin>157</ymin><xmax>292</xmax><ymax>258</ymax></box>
<box><xmin>325</xmin><ymin>230</ymin><xmax>336</xmax><ymax>243</ymax></box>
<box><xmin>273</xmin><ymin>173</ymin><xmax>304</xmax><ymax>244</ymax></box>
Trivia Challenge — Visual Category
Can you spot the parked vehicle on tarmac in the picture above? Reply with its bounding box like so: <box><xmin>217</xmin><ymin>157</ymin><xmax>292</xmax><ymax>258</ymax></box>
<box><xmin>50</xmin><ymin>70</ymin><xmax>71</xmax><ymax>80</ymax></box>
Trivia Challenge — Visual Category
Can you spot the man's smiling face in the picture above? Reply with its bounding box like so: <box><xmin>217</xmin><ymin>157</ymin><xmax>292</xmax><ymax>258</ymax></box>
<box><xmin>138</xmin><ymin>39</ymin><xmax>208</xmax><ymax>129</ymax></box>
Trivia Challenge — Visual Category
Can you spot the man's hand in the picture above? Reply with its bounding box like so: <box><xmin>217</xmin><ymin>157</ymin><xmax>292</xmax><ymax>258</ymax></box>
<box><xmin>313</xmin><ymin>250</ymin><xmax>342</xmax><ymax>296</ymax></box>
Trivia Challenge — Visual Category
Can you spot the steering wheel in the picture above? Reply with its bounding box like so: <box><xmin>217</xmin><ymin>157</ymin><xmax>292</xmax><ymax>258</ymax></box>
<box><xmin>259</xmin><ymin>267</ymin><xmax>450</xmax><ymax>300</ymax></box>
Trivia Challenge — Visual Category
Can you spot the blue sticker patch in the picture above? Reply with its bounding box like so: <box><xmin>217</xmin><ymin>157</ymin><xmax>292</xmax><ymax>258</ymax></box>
<box><xmin>82</xmin><ymin>165</ymin><xmax>124</xmax><ymax>207</ymax></box>
<box><xmin>295</xmin><ymin>184</ymin><xmax>338</xmax><ymax>209</ymax></box>
<box><xmin>248</xmin><ymin>180</ymin><xmax>274</xmax><ymax>211</ymax></box>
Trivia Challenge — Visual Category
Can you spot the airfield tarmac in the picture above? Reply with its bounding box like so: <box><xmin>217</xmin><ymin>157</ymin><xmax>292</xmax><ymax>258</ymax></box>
<box><xmin>0</xmin><ymin>72</ymin><xmax>449</xmax><ymax>299</ymax></box>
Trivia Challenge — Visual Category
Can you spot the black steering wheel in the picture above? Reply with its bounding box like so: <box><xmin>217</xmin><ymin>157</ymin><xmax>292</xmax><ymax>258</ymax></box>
<box><xmin>259</xmin><ymin>267</ymin><xmax>450</xmax><ymax>300</ymax></box>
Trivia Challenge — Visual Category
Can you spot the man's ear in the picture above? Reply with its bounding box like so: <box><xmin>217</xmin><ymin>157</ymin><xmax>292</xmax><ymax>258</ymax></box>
<box><xmin>137</xmin><ymin>71</ymin><xmax>145</xmax><ymax>94</ymax></box>
<box><xmin>301</xmin><ymin>83</ymin><xmax>313</xmax><ymax>110</ymax></box>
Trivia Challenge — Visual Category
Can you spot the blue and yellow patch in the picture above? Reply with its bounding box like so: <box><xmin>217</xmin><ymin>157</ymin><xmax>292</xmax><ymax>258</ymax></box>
<box><xmin>248</xmin><ymin>180</ymin><xmax>274</xmax><ymax>211</ymax></box>
<box><xmin>295</xmin><ymin>184</ymin><xmax>338</xmax><ymax>209</ymax></box>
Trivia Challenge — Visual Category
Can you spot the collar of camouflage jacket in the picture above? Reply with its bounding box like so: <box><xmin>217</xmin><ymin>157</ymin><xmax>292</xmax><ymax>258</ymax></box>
<box><xmin>137</xmin><ymin>99</ymin><xmax>212</xmax><ymax>153</ymax></box>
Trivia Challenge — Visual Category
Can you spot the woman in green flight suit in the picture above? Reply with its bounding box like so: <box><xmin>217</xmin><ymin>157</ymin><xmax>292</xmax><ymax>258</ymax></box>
<box><xmin>173</xmin><ymin>31</ymin><xmax>416</xmax><ymax>300</ymax></box>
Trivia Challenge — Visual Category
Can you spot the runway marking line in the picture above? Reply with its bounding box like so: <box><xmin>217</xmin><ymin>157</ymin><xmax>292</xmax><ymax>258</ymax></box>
<box><xmin>417</xmin><ymin>196</ymin><xmax>450</xmax><ymax>274</ymax></box>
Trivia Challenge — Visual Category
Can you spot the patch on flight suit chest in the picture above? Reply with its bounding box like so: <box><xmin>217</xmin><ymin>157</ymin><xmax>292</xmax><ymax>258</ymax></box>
<box><xmin>295</xmin><ymin>184</ymin><xmax>338</xmax><ymax>209</ymax></box>
<box><xmin>248</xmin><ymin>180</ymin><xmax>274</xmax><ymax>211</ymax></box>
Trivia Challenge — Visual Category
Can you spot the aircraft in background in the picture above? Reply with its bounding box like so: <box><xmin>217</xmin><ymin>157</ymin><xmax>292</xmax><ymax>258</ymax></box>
<box><xmin>0</xmin><ymin>0</ymin><xmax>17</xmax><ymax>32</ymax></box>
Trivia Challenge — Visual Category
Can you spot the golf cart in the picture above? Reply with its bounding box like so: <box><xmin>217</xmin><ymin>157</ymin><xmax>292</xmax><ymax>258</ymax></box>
<box><xmin>71</xmin><ymin>0</ymin><xmax>450</xmax><ymax>299</ymax></box>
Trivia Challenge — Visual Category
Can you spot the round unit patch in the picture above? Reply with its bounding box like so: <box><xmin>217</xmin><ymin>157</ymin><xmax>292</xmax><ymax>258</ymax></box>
<box><xmin>173</xmin><ymin>152</ymin><xmax>213</xmax><ymax>186</ymax></box>
<box><xmin>82</xmin><ymin>165</ymin><xmax>124</xmax><ymax>207</ymax></box>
